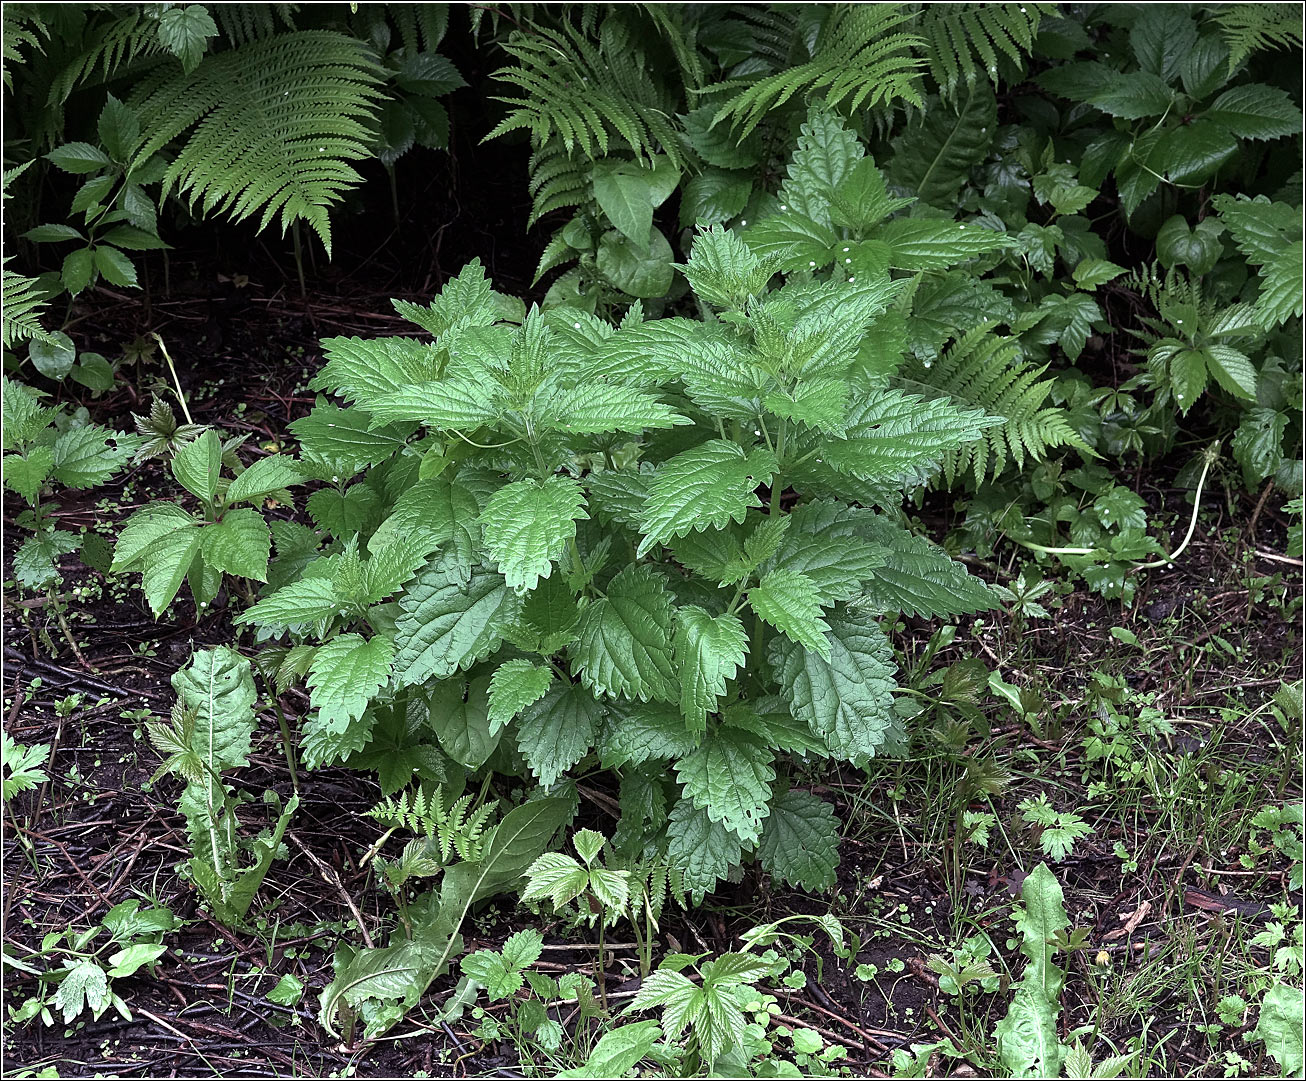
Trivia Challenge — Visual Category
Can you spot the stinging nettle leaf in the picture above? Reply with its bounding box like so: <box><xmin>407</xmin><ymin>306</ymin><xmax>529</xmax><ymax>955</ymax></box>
<box><xmin>480</xmin><ymin>475</ymin><xmax>589</xmax><ymax>593</ymax></box>
<box><xmin>637</xmin><ymin>440</ymin><xmax>777</xmax><ymax>557</ymax></box>
<box><xmin>571</xmin><ymin>565</ymin><xmax>677</xmax><ymax>702</ymax></box>
<box><xmin>673</xmin><ymin>606</ymin><xmax>748</xmax><ymax>733</ymax></box>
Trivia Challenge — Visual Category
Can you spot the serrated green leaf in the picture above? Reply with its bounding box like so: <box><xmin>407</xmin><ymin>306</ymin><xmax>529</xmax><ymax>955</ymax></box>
<box><xmin>225</xmin><ymin>455</ymin><xmax>301</xmax><ymax>505</ymax></box>
<box><xmin>307</xmin><ymin>484</ymin><xmax>381</xmax><ymax>539</ymax></box>
<box><xmin>673</xmin><ymin>606</ymin><xmax>748</xmax><ymax>733</ymax></box>
<box><xmin>200</xmin><ymin>507</ymin><xmax>271</xmax><ymax>581</ymax></box>
<box><xmin>879</xmin><ymin>218</ymin><xmax>1009</xmax><ymax>271</ymax></box>
<box><xmin>366</xmin><ymin>378</ymin><xmax>499</xmax><ymax>429</ymax></box>
<box><xmin>537</xmin><ymin>383</ymin><xmax>689</xmax><ymax>435</ymax></box>
<box><xmin>666</xmin><ymin>799</ymin><xmax>744</xmax><ymax>904</ymax></box>
<box><xmin>675</xmin><ymin>727</ymin><xmax>775</xmax><ymax>844</ymax></box>
<box><xmin>516</xmin><ymin>681</ymin><xmax>601</xmax><ymax>787</ymax></box>
<box><xmin>1204</xmin><ymin>344</ymin><xmax>1258</xmax><ymax>399</ymax></box>
<box><xmin>572</xmin><ymin>565</ymin><xmax>676</xmax><ymax>701</ymax></box>
<box><xmin>237</xmin><ymin>577</ymin><xmax>340</xmax><ymax>632</ymax></box>
<box><xmin>596</xmin><ymin>702</ymin><xmax>698</xmax><ymax>768</ymax></box>
<box><xmin>771</xmin><ymin>614</ymin><xmax>897</xmax><ymax>765</ymax></box>
<box><xmin>309</xmin><ymin>633</ymin><xmax>393</xmax><ymax>731</ymax></box>
<box><xmin>1203</xmin><ymin>83</ymin><xmax>1302</xmax><ymax>140</ymax></box>
<box><xmin>488</xmin><ymin>659</ymin><xmax>554</xmax><ymax>734</ymax></box>
<box><xmin>758</xmin><ymin>789</ymin><xmax>840</xmax><ymax>890</ymax></box>
<box><xmin>749</xmin><ymin>568</ymin><xmax>831</xmax><ymax>658</ymax></box>
<box><xmin>1088</xmin><ymin>70</ymin><xmax>1173</xmax><ymax>118</ymax></box>
<box><xmin>637</xmin><ymin>441</ymin><xmax>777</xmax><ymax>557</ymax></box>
<box><xmin>1071</xmin><ymin>257</ymin><xmax>1126</xmax><ymax>290</ymax></box>
<box><xmin>289</xmin><ymin>401</ymin><xmax>415</xmax><ymax>478</ymax></box>
<box><xmin>371</xmin><ymin>475</ymin><xmax>481</xmax><ymax>585</ymax></box>
<box><xmin>137</xmin><ymin>525</ymin><xmax>204</xmax><ymax>616</ymax></box>
<box><xmin>394</xmin><ymin>563</ymin><xmax>519</xmax><ymax>686</ymax></box>
<box><xmin>51</xmin><ymin>425</ymin><xmax>136</xmax><ymax>488</ymax></box>
<box><xmin>820</xmin><ymin>388</ymin><xmax>999</xmax><ymax>489</ymax></box>
<box><xmin>480</xmin><ymin>475</ymin><xmax>588</xmax><ymax>593</ymax></box>
<box><xmin>3</xmin><ymin>447</ymin><xmax>53</xmax><ymax>504</ymax></box>
<box><xmin>764</xmin><ymin>378</ymin><xmax>848</xmax><ymax>433</ymax></box>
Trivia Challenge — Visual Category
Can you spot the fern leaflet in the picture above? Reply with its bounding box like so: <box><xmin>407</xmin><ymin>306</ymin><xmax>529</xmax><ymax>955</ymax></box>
<box><xmin>902</xmin><ymin>323</ymin><xmax>1089</xmax><ymax>486</ymax></box>
<box><xmin>366</xmin><ymin>785</ymin><xmax>499</xmax><ymax>864</ymax></box>
<box><xmin>709</xmin><ymin>6</ymin><xmax>924</xmax><ymax>137</ymax></box>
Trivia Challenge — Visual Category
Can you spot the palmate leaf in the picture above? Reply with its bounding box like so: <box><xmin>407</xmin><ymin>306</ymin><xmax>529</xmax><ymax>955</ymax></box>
<box><xmin>479</xmin><ymin>475</ymin><xmax>588</xmax><ymax>593</ymax></box>
<box><xmin>572</xmin><ymin>566</ymin><xmax>677</xmax><ymax>702</ymax></box>
<box><xmin>636</xmin><ymin>440</ymin><xmax>778</xmax><ymax>557</ymax></box>
<box><xmin>130</xmin><ymin>31</ymin><xmax>386</xmax><ymax>253</ymax></box>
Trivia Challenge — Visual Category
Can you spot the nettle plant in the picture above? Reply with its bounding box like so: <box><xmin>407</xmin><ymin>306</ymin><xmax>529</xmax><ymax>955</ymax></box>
<box><xmin>225</xmin><ymin>225</ymin><xmax>997</xmax><ymax>893</ymax></box>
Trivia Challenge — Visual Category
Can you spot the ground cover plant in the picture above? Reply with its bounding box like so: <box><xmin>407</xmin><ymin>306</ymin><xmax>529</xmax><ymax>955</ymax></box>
<box><xmin>2</xmin><ymin>2</ymin><xmax>1302</xmax><ymax>1078</ymax></box>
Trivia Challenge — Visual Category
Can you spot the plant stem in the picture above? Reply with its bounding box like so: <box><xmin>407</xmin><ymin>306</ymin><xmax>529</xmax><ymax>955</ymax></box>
<box><xmin>151</xmin><ymin>333</ymin><xmax>193</xmax><ymax>426</ymax></box>
<box><xmin>1134</xmin><ymin>441</ymin><xmax>1219</xmax><ymax>570</ymax></box>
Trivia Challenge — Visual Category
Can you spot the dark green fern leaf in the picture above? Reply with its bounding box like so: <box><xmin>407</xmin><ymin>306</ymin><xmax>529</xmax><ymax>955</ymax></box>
<box><xmin>1207</xmin><ymin>4</ymin><xmax>1304</xmax><ymax>71</ymax></box>
<box><xmin>129</xmin><ymin>31</ymin><xmax>385</xmax><ymax>255</ymax></box>
<box><xmin>2</xmin><ymin>261</ymin><xmax>55</xmax><ymax>348</ymax></box>
<box><xmin>709</xmin><ymin>5</ymin><xmax>924</xmax><ymax>138</ymax></box>
<box><xmin>487</xmin><ymin>16</ymin><xmax>683</xmax><ymax>167</ymax></box>
<box><xmin>45</xmin><ymin>11</ymin><xmax>162</xmax><ymax>107</ymax></box>
<box><xmin>2</xmin><ymin>4</ymin><xmax>48</xmax><ymax>91</ymax></box>
<box><xmin>917</xmin><ymin>3</ymin><xmax>1051</xmax><ymax>99</ymax></box>
<box><xmin>212</xmin><ymin>4</ymin><xmax>296</xmax><ymax>46</ymax></box>
<box><xmin>901</xmin><ymin>323</ymin><xmax>1089</xmax><ymax>486</ymax></box>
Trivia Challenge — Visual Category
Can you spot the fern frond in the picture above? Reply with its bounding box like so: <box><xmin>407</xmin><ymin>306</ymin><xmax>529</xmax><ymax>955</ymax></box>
<box><xmin>917</xmin><ymin>3</ymin><xmax>1051</xmax><ymax>99</ymax></box>
<box><xmin>46</xmin><ymin>12</ymin><xmax>161</xmax><ymax>106</ymax></box>
<box><xmin>2</xmin><ymin>260</ymin><xmax>55</xmax><ymax>348</ymax></box>
<box><xmin>1207</xmin><ymin>4</ymin><xmax>1304</xmax><ymax>70</ymax></box>
<box><xmin>2</xmin><ymin>4</ymin><xmax>48</xmax><ymax>91</ymax></box>
<box><xmin>527</xmin><ymin>138</ymin><xmax>591</xmax><ymax>225</ymax></box>
<box><xmin>129</xmin><ymin>31</ymin><xmax>385</xmax><ymax>256</ymax></box>
<box><xmin>212</xmin><ymin>4</ymin><xmax>296</xmax><ymax>46</ymax></box>
<box><xmin>365</xmin><ymin>785</ymin><xmax>499</xmax><ymax>864</ymax></box>
<box><xmin>386</xmin><ymin>3</ymin><xmax>451</xmax><ymax>54</ymax></box>
<box><xmin>709</xmin><ymin>5</ymin><xmax>925</xmax><ymax>137</ymax></box>
<box><xmin>903</xmin><ymin>323</ymin><xmax>1087</xmax><ymax>486</ymax></box>
<box><xmin>488</xmin><ymin>15</ymin><xmax>683</xmax><ymax>167</ymax></box>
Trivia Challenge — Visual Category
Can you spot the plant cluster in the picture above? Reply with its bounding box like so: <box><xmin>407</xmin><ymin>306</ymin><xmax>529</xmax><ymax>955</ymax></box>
<box><xmin>1</xmin><ymin>2</ymin><xmax>1302</xmax><ymax>1075</ymax></box>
